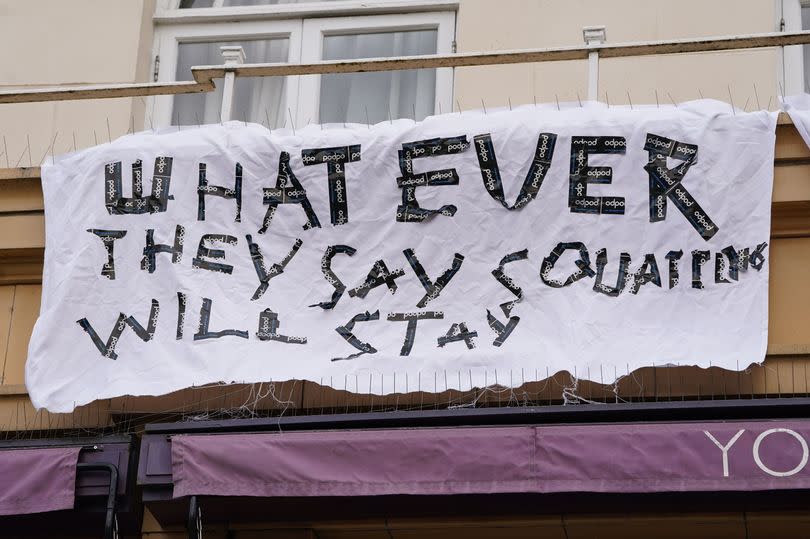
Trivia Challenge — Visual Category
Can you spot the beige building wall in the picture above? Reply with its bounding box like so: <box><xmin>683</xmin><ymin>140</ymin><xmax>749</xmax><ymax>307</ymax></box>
<box><xmin>454</xmin><ymin>0</ymin><xmax>782</xmax><ymax>108</ymax></box>
<box><xmin>0</xmin><ymin>0</ymin><xmax>156</xmax><ymax>167</ymax></box>
<box><xmin>0</xmin><ymin>0</ymin><xmax>792</xmax><ymax>162</ymax></box>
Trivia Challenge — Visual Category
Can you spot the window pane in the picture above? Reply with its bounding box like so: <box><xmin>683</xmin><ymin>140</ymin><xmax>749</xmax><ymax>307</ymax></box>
<box><xmin>179</xmin><ymin>0</ymin><xmax>215</xmax><ymax>7</ymax></box>
<box><xmin>319</xmin><ymin>29</ymin><xmax>437</xmax><ymax>124</ymax></box>
<box><xmin>173</xmin><ymin>39</ymin><xmax>289</xmax><ymax>126</ymax></box>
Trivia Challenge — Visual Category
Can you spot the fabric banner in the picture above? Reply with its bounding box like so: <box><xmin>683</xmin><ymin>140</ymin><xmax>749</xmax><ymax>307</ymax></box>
<box><xmin>0</xmin><ymin>447</ymin><xmax>81</xmax><ymax>515</ymax></box>
<box><xmin>170</xmin><ymin>421</ymin><xmax>810</xmax><ymax>497</ymax></box>
<box><xmin>27</xmin><ymin>100</ymin><xmax>776</xmax><ymax>412</ymax></box>
<box><xmin>783</xmin><ymin>94</ymin><xmax>810</xmax><ymax>149</ymax></box>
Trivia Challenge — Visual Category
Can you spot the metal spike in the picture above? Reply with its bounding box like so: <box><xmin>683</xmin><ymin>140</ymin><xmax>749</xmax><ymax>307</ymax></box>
<box><xmin>39</xmin><ymin>132</ymin><xmax>59</xmax><ymax>166</ymax></box>
<box><xmin>287</xmin><ymin>108</ymin><xmax>296</xmax><ymax>136</ymax></box>
<box><xmin>727</xmin><ymin>85</ymin><xmax>735</xmax><ymax>115</ymax></box>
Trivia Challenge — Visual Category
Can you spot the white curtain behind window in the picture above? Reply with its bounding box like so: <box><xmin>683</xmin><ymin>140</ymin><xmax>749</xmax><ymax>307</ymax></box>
<box><xmin>173</xmin><ymin>39</ymin><xmax>289</xmax><ymax>126</ymax></box>
<box><xmin>319</xmin><ymin>29</ymin><xmax>437</xmax><ymax>124</ymax></box>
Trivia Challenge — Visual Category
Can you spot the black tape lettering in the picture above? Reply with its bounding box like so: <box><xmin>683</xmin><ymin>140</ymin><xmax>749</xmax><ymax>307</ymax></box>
<box><xmin>309</xmin><ymin>245</ymin><xmax>356</xmax><ymax>310</ymax></box>
<box><xmin>396</xmin><ymin>136</ymin><xmax>469</xmax><ymax>222</ymax></box>
<box><xmin>540</xmin><ymin>242</ymin><xmax>595</xmax><ymax>287</ymax></box>
<box><xmin>176</xmin><ymin>291</ymin><xmax>186</xmax><ymax>340</ymax></box>
<box><xmin>192</xmin><ymin>234</ymin><xmax>238</xmax><ymax>274</ymax></box>
<box><xmin>387</xmin><ymin>311</ymin><xmax>444</xmax><ymax>356</ymax></box>
<box><xmin>644</xmin><ymin>133</ymin><xmax>717</xmax><ymax>241</ymax></box>
<box><xmin>141</xmin><ymin>225</ymin><xmax>184</xmax><ymax>273</ymax></box>
<box><xmin>332</xmin><ymin>310</ymin><xmax>380</xmax><ymax>361</ymax></box>
<box><xmin>691</xmin><ymin>250</ymin><xmax>710</xmax><ymax>289</ymax></box>
<box><xmin>487</xmin><ymin>249</ymin><xmax>528</xmax><ymax>346</ymax></box>
<box><xmin>301</xmin><ymin>145</ymin><xmax>361</xmax><ymax>225</ymax></box>
<box><xmin>474</xmin><ymin>133</ymin><xmax>557</xmax><ymax>210</ymax></box>
<box><xmin>750</xmin><ymin>242</ymin><xmax>768</xmax><ymax>271</ymax></box>
<box><xmin>403</xmin><ymin>248</ymin><xmax>465</xmax><ymax>308</ymax></box>
<box><xmin>348</xmin><ymin>259</ymin><xmax>405</xmax><ymax>299</ymax></box>
<box><xmin>629</xmin><ymin>254</ymin><xmax>662</xmax><ymax>294</ymax></box>
<box><xmin>665</xmin><ymin>250</ymin><xmax>683</xmax><ymax>289</ymax></box>
<box><xmin>260</xmin><ymin>152</ymin><xmax>321</xmax><ymax>233</ymax></box>
<box><xmin>246</xmin><ymin>235</ymin><xmax>303</xmax><ymax>300</ymax></box>
<box><xmin>194</xmin><ymin>297</ymin><xmax>248</xmax><ymax>340</ymax></box>
<box><xmin>569</xmin><ymin>136</ymin><xmax>626</xmax><ymax>215</ymax></box>
<box><xmin>104</xmin><ymin>157</ymin><xmax>173</xmax><ymax>214</ymax></box>
<box><xmin>437</xmin><ymin>322</ymin><xmax>478</xmax><ymax>349</ymax></box>
<box><xmin>87</xmin><ymin>229</ymin><xmax>127</xmax><ymax>279</ymax></box>
<box><xmin>715</xmin><ymin>245</ymin><xmax>740</xmax><ymax>284</ymax></box>
<box><xmin>256</xmin><ymin>308</ymin><xmax>307</xmax><ymax>344</ymax></box>
<box><xmin>77</xmin><ymin>299</ymin><xmax>159</xmax><ymax>360</ymax></box>
<box><xmin>197</xmin><ymin>162</ymin><xmax>242</xmax><ymax>222</ymax></box>
<box><xmin>593</xmin><ymin>248</ymin><xmax>631</xmax><ymax>296</ymax></box>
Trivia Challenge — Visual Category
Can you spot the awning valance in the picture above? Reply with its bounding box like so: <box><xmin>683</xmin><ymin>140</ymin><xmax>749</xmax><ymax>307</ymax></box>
<box><xmin>170</xmin><ymin>421</ymin><xmax>810</xmax><ymax>499</ymax></box>
<box><xmin>0</xmin><ymin>447</ymin><xmax>81</xmax><ymax>515</ymax></box>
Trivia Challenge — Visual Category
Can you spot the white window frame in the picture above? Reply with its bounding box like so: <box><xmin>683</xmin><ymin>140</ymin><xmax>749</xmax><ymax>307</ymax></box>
<box><xmin>151</xmin><ymin>19</ymin><xmax>303</xmax><ymax>127</ymax></box>
<box><xmin>296</xmin><ymin>11</ymin><xmax>455</xmax><ymax>126</ymax></box>
<box><xmin>782</xmin><ymin>0</ymin><xmax>806</xmax><ymax>95</ymax></box>
<box><xmin>154</xmin><ymin>0</ymin><xmax>459</xmax><ymax>24</ymax></box>
<box><xmin>151</xmin><ymin>1</ymin><xmax>456</xmax><ymax>128</ymax></box>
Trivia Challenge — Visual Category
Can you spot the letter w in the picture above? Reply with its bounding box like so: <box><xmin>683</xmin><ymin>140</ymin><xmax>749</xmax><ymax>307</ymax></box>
<box><xmin>77</xmin><ymin>299</ymin><xmax>159</xmax><ymax>360</ymax></box>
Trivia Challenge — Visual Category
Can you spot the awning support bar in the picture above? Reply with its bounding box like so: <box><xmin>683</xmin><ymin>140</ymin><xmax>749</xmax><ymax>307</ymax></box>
<box><xmin>76</xmin><ymin>463</ymin><xmax>119</xmax><ymax>539</ymax></box>
<box><xmin>187</xmin><ymin>495</ymin><xmax>202</xmax><ymax>539</ymax></box>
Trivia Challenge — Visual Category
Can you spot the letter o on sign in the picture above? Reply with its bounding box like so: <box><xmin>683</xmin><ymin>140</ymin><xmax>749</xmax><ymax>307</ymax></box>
<box><xmin>752</xmin><ymin>428</ymin><xmax>809</xmax><ymax>477</ymax></box>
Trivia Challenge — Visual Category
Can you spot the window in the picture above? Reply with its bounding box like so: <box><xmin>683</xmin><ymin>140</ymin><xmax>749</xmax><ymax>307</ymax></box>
<box><xmin>151</xmin><ymin>1</ymin><xmax>455</xmax><ymax>127</ymax></box>
<box><xmin>174</xmin><ymin>38</ymin><xmax>290</xmax><ymax>125</ymax></box>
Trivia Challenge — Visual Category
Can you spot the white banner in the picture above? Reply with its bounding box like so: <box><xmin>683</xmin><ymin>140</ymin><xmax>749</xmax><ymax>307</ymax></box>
<box><xmin>27</xmin><ymin>100</ymin><xmax>776</xmax><ymax>412</ymax></box>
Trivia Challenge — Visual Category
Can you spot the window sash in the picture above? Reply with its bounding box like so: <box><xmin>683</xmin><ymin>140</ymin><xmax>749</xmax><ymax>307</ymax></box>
<box><xmin>150</xmin><ymin>9</ymin><xmax>454</xmax><ymax>128</ymax></box>
<box><xmin>296</xmin><ymin>11</ymin><xmax>455</xmax><ymax>126</ymax></box>
<box><xmin>151</xmin><ymin>18</ymin><xmax>303</xmax><ymax>127</ymax></box>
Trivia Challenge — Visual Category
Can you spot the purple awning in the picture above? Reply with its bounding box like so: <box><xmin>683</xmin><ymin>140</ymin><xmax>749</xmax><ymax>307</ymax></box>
<box><xmin>171</xmin><ymin>421</ymin><xmax>810</xmax><ymax>498</ymax></box>
<box><xmin>0</xmin><ymin>447</ymin><xmax>81</xmax><ymax>515</ymax></box>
